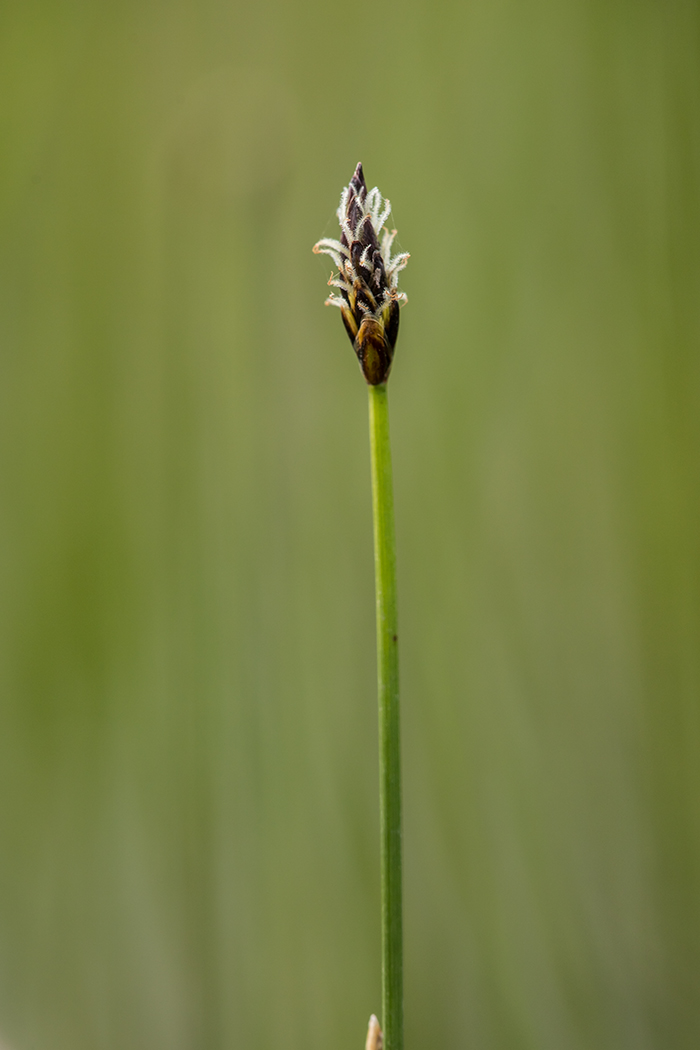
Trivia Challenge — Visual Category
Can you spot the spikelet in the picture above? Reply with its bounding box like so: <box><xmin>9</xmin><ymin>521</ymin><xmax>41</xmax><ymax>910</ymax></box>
<box><xmin>313</xmin><ymin>163</ymin><xmax>409</xmax><ymax>385</ymax></box>
<box><xmin>365</xmin><ymin>1015</ymin><xmax>383</xmax><ymax>1050</ymax></box>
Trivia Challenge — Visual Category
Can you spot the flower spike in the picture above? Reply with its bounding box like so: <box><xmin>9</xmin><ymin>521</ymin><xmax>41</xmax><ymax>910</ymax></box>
<box><xmin>313</xmin><ymin>163</ymin><xmax>409</xmax><ymax>385</ymax></box>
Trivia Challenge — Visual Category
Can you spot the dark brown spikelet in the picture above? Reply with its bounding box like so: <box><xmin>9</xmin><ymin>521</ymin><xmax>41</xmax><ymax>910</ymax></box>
<box><xmin>313</xmin><ymin>163</ymin><xmax>409</xmax><ymax>385</ymax></box>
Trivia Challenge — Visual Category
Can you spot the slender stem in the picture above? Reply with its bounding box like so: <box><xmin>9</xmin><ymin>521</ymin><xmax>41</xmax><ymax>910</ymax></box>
<box><xmin>368</xmin><ymin>382</ymin><xmax>403</xmax><ymax>1050</ymax></box>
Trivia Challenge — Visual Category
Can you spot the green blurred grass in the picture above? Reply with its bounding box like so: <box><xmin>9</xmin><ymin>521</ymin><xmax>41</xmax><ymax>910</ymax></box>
<box><xmin>0</xmin><ymin>0</ymin><xmax>699</xmax><ymax>1048</ymax></box>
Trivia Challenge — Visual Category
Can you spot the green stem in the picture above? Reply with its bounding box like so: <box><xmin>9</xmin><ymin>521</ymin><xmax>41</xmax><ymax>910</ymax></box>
<box><xmin>368</xmin><ymin>382</ymin><xmax>403</xmax><ymax>1050</ymax></box>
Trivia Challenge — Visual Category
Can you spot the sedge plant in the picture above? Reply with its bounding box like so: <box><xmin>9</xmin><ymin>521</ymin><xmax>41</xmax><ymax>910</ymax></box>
<box><xmin>313</xmin><ymin>163</ymin><xmax>409</xmax><ymax>1050</ymax></box>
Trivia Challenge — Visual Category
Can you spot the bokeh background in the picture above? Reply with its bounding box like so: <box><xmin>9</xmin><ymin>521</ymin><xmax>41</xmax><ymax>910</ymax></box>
<box><xmin>1</xmin><ymin>0</ymin><xmax>699</xmax><ymax>1047</ymax></box>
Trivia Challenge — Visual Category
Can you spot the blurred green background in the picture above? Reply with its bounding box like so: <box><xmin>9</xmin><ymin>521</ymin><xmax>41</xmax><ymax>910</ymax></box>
<box><xmin>1</xmin><ymin>0</ymin><xmax>699</xmax><ymax>1047</ymax></box>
